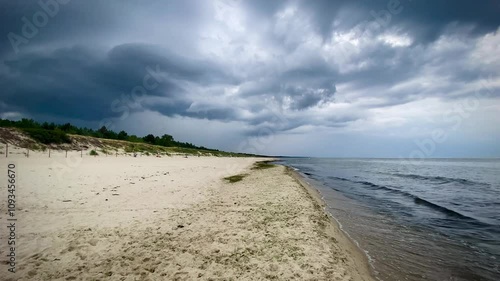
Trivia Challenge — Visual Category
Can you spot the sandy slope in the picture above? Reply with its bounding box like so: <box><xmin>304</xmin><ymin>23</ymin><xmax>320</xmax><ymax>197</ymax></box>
<box><xmin>0</xmin><ymin>149</ymin><xmax>373</xmax><ymax>280</ymax></box>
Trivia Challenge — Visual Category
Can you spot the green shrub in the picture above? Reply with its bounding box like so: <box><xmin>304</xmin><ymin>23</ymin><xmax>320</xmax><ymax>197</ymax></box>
<box><xmin>22</xmin><ymin>128</ymin><xmax>71</xmax><ymax>144</ymax></box>
<box><xmin>89</xmin><ymin>150</ymin><xmax>98</xmax><ymax>156</ymax></box>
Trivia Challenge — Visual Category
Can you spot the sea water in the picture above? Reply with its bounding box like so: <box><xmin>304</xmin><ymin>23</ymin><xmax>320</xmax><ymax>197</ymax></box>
<box><xmin>277</xmin><ymin>158</ymin><xmax>500</xmax><ymax>281</ymax></box>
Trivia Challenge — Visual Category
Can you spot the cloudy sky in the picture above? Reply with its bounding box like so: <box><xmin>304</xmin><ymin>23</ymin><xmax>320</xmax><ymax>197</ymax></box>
<box><xmin>1</xmin><ymin>0</ymin><xmax>499</xmax><ymax>157</ymax></box>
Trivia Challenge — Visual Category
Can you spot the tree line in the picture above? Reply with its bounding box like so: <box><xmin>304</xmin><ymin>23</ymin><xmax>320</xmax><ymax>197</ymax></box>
<box><xmin>0</xmin><ymin>118</ymin><xmax>218</xmax><ymax>151</ymax></box>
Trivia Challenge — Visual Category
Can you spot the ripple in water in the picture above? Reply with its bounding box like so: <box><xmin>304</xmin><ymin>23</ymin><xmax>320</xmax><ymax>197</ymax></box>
<box><xmin>277</xmin><ymin>158</ymin><xmax>500</xmax><ymax>281</ymax></box>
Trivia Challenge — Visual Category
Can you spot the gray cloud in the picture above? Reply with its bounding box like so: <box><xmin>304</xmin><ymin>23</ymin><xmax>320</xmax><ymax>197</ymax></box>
<box><xmin>0</xmin><ymin>0</ymin><xmax>499</xmax><ymax>156</ymax></box>
<box><xmin>295</xmin><ymin>0</ymin><xmax>500</xmax><ymax>42</ymax></box>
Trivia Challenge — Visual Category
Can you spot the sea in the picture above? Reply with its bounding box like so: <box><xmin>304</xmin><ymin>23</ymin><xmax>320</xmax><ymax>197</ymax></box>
<box><xmin>275</xmin><ymin>158</ymin><xmax>500</xmax><ymax>281</ymax></box>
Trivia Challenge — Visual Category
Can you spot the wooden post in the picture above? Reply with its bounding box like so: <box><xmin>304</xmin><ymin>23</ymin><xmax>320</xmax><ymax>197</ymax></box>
<box><xmin>27</xmin><ymin>149</ymin><xmax>29</xmax><ymax>158</ymax></box>
<box><xmin>49</xmin><ymin>149</ymin><xmax>51</xmax><ymax>158</ymax></box>
<box><xmin>66</xmin><ymin>150</ymin><xmax>68</xmax><ymax>158</ymax></box>
<box><xmin>5</xmin><ymin>143</ymin><xmax>8</xmax><ymax>158</ymax></box>
<box><xmin>81</xmin><ymin>149</ymin><xmax>83</xmax><ymax>158</ymax></box>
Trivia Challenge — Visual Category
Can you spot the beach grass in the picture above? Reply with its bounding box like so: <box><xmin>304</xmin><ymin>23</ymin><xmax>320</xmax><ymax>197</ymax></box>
<box><xmin>224</xmin><ymin>174</ymin><xmax>248</xmax><ymax>183</ymax></box>
<box><xmin>252</xmin><ymin>161</ymin><xmax>276</xmax><ymax>170</ymax></box>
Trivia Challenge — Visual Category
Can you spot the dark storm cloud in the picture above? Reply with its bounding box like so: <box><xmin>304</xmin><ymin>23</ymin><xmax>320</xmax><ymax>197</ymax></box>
<box><xmin>106</xmin><ymin>44</ymin><xmax>237</xmax><ymax>86</ymax></box>
<box><xmin>1</xmin><ymin>0</ymin><xmax>213</xmax><ymax>56</ymax></box>
<box><xmin>237</xmin><ymin>57</ymin><xmax>337</xmax><ymax>112</ymax></box>
<box><xmin>282</xmin><ymin>84</ymin><xmax>336</xmax><ymax>110</ymax></box>
<box><xmin>186</xmin><ymin>107</ymin><xmax>240</xmax><ymax>121</ymax></box>
<box><xmin>294</xmin><ymin>0</ymin><xmax>500</xmax><ymax>43</ymax></box>
<box><xmin>0</xmin><ymin>0</ymin><xmax>498</xmax><ymax>143</ymax></box>
<box><xmin>0</xmin><ymin>43</ymin><xmax>235</xmax><ymax>120</ymax></box>
<box><xmin>0</xmin><ymin>0</ymin><xmax>123</xmax><ymax>56</ymax></box>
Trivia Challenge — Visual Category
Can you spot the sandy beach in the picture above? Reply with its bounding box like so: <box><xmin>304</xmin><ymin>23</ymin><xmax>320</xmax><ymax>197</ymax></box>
<box><xmin>0</xmin><ymin>148</ymin><xmax>373</xmax><ymax>280</ymax></box>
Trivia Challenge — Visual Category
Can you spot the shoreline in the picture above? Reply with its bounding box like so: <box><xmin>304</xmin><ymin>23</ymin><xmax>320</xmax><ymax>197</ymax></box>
<box><xmin>276</xmin><ymin>159</ymin><xmax>500</xmax><ymax>281</ymax></box>
<box><xmin>284</xmin><ymin>166</ymin><xmax>376</xmax><ymax>280</ymax></box>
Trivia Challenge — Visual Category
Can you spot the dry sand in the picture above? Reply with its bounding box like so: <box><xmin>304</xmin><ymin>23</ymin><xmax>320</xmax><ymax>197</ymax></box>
<box><xmin>0</xmin><ymin>147</ymin><xmax>374</xmax><ymax>281</ymax></box>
